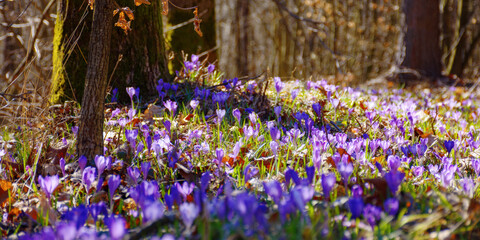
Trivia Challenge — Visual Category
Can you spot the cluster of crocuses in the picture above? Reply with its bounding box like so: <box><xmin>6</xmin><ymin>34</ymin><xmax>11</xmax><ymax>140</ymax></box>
<box><xmin>17</xmin><ymin>68</ymin><xmax>480</xmax><ymax>239</ymax></box>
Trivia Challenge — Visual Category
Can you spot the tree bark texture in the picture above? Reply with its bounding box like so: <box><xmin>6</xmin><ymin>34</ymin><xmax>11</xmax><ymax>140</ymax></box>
<box><xmin>235</xmin><ymin>0</ymin><xmax>249</xmax><ymax>77</ymax></box>
<box><xmin>51</xmin><ymin>0</ymin><xmax>169</xmax><ymax>104</ymax></box>
<box><xmin>401</xmin><ymin>0</ymin><xmax>443</xmax><ymax>78</ymax></box>
<box><xmin>447</xmin><ymin>0</ymin><xmax>472</xmax><ymax>76</ymax></box>
<box><xmin>50</xmin><ymin>0</ymin><xmax>92</xmax><ymax>104</ymax></box>
<box><xmin>167</xmin><ymin>0</ymin><xmax>216</xmax><ymax>72</ymax></box>
<box><xmin>77</xmin><ymin>0</ymin><xmax>114</xmax><ymax>161</ymax></box>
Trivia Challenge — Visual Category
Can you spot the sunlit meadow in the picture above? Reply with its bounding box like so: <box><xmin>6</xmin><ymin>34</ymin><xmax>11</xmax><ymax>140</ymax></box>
<box><xmin>2</xmin><ymin>55</ymin><xmax>480</xmax><ymax>239</ymax></box>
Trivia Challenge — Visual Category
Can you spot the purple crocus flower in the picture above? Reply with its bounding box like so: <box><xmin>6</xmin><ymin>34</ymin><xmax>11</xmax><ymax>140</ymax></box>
<box><xmin>163</xmin><ymin>100</ymin><xmax>177</xmax><ymax>116</ymax></box>
<box><xmin>142</xmin><ymin>201</ymin><xmax>165</xmax><ymax>223</ymax></box>
<box><xmin>306</xmin><ymin>166</ymin><xmax>315</xmax><ymax>184</ymax></box>
<box><xmin>38</xmin><ymin>175</ymin><xmax>59</xmax><ymax>199</ymax></box>
<box><xmin>179</xmin><ymin>203</ymin><xmax>199</xmax><ymax>228</ymax></box>
<box><xmin>291</xmin><ymin>89</ymin><xmax>299</xmax><ymax>100</ymax></box>
<box><xmin>411</xmin><ymin>166</ymin><xmax>424</xmax><ymax>178</ymax></box>
<box><xmin>78</xmin><ymin>155</ymin><xmax>87</xmax><ymax>172</ymax></box>
<box><xmin>106</xmin><ymin>215</ymin><xmax>126</xmax><ymax>240</ymax></box>
<box><xmin>141</xmin><ymin>162</ymin><xmax>151</xmax><ymax>180</ymax></box>
<box><xmin>229</xmin><ymin>140</ymin><xmax>242</xmax><ymax>159</ymax></box>
<box><xmin>127</xmin><ymin>167</ymin><xmax>141</xmax><ymax>185</ymax></box>
<box><xmin>190</xmin><ymin>99</ymin><xmax>199</xmax><ymax>110</ymax></box>
<box><xmin>472</xmin><ymin>159</ymin><xmax>480</xmax><ymax>176</ymax></box>
<box><xmin>94</xmin><ymin>155</ymin><xmax>108</xmax><ymax>177</ymax></box>
<box><xmin>284</xmin><ymin>168</ymin><xmax>300</xmax><ymax>186</ymax></box>
<box><xmin>176</xmin><ymin>181</ymin><xmax>194</xmax><ymax>200</ymax></box>
<box><xmin>444</xmin><ymin>140</ymin><xmax>455</xmax><ymax>154</ymax></box>
<box><xmin>56</xmin><ymin>222</ymin><xmax>77</xmax><ymax>240</ymax></box>
<box><xmin>440</xmin><ymin>165</ymin><xmax>457</xmax><ymax>187</ymax></box>
<box><xmin>207</xmin><ymin>64</ymin><xmax>215</xmax><ymax>73</ymax></box>
<box><xmin>347</xmin><ymin>197</ymin><xmax>364</xmax><ymax>219</ymax></box>
<box><xmin>108</xmin><ymin>175</ymin><xmax>121</xmax><ymax>199</ymax></box>
<box><xmin>201</xmin><ymin>171</ymin><xmax>211</xmax><ymax>192</ymax></box>
<box><xmin>351</xmin><ymin>184</ymin><xmax>363</xmax><ymax>197</ymax></box>
<box><xmin>312</xmin><ymin>103</ymin><xmax>322</xmax><ymax>118</ymax></box>
<box><xmin>126</xmin><ymin>87</ymin><xmax>136</xmax><ymax>100</ymax></box>
<box><xmin>59</xmin><ymin>158</ymin><xmax>66</xmax><ymax>176</ymax></box>
<box><xmin>270</xmin><ymin>141</ymin><xmax>279</xmax><ymax>155</ymax></box>
<box><xmin>274</xmin><ymin>106</ymin><xmax>282</xmax><ymax>119</ymax></box>
<box><xmin>264</xmin><ymin>181</ymin><xmax>283</xmax><ymax>203</ymax></box>
<box><xmin>337</xmin><ymin>159</ymin><xmax>353</xmax><ymax>185</ymax></box>
<box><xmin>232</xmin><ymin>108</ymin><xmax>241</xmax><ymax>123</ymax></box>
<box><xmin>215</xmin><ymin>148</ymin><xmax>224</xmax><ymax>165</ymax></box>
<box><xmin>385</xmin><ymin>170</ymin><xmax>405</xmax><ymax>194</ymax></box>
<box><xmin>216</xmin><ymin>109</ymin><xmax>226</xmax><ymax>124</ymax></box>
<box><xmin>387</xmin><ymin>155</ymin><xmax>401</xmax><ymax>172</ymax></box>
<box><xmin>363</xmin><ymin>204</ymin><xmax>382</xmax><ymax>229</ymax></box>
<box><xmin>270</xmin><ymin>125</ymin><xmax>281</xmax><ymax>141</ymax></box>
<box><xmin>384</xmin><ymin>198</ymin><xmax>399</xmax><ymax>215</ymax></box>
<box><xmin>163</xmin><ymin>120</ymin><xmax>171</xmax><ymax>135</ymax></box>
<box><xmin>244</xmin><ymin>164</ymin><xmax>259</xmax><ymax>183</ymax></box>
<box><xmin>89</xmin><ymin>202</ymin><xmax>108</xmax><ymax>223</ymax></box>
<box><xmin>274</xmin><ymin>77</ymin><xmax>284</xmax><ymax>94</ymax></box>
<box><xmin>82</xmin><ymin>167</ymin><xmax>96</xmax><ymax>191</ymax></box>
<box><xmin>61</xmin><ymin>204</ymin><xmax>88</xmax><ymax>229</ymax></box>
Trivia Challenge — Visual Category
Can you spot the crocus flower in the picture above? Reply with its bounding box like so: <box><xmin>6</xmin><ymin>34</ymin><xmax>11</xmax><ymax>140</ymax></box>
<box><xmin>347</xmin><ymin>197</ymin><xmax>364</xmax><ymax>219</ymax></box>
<box><xmin>163</xmin><ymin>100</ymin><xmax>177</xmax><ymax>116</ymax></box>
<box><xmin>38</xmin><ymin>175</ymin><xmax>59</xmax><ymax>199</ymax></box>
<box><xmin>444</xmin><ymin>140</ymin><xmax>455</xmax><ymax>154</ymax></box>
<box><xmin>363</xmin><ymin>204</ymin><xmax>382</xmax><ymax>229</ymax></box>
<box><xmin>216</xmin><ymin>109</ymin><xmax>226</xmax><ymax>124</ymax></box>
<box><xmin>215</xmin><ymin>148</ymin><xmax>224</xmax><ymax>165</ymax></box>
<box><xmin>337</xmin><ymin>159</ymin><xmax>353</xmax><ymax>185</ymax></box>
<box><xmin>291</xmin><ymin>89</ymin><xmax>299</xmax><ymax>100</ymax></box>
<box><xmin>127</xmin><ymin>167</ymin><xmax>141</xmax><ymax>185</ymax></box>
<box><xmin>190</xmin><ymin>99</ymin><xmax>199</xmax><ymax>109</ymax></box>
<box><xmin>89</xmin><ymin>202</ymin><xmax>108</xmax><ymax>223</ymax></box>
<box><xmin>270</xmin><ymin>141</ymin><xmax>279</xmax><ymax>155</ymax></box>
<box><xmin>82</xmin><ymin>167</ymin><xmax>96</xmax><ymax>191</ymax></box>
<box><xmin>59</xmin><ymin>158</ymin><xmax>66</xmax><ymax>176</ymax></box>
<box><xmin>108</xmin><ymin>175</ymin><xmax>121</xmax><ymax>199</ymax></box>
<box><xmin>387</xmin><ymin>155</ymin><xmax>401</xmax><ymax>172</ymax></box>
<box><xmin>78</xmin><ymin>155</ymin><xmax>87</xmax><ymax>172</ymax></box>
<box><xmin>472</xmin><ymin>159</ymin><xmax>480</xmax><ymax>176</ymax></box>
<box><xmin>244</xmin><ymin>164</ymin><xmax>259</xmax><ymax>183</ymax></box>
<box><xmin>176</xmin><ymin>181</ymin><xmax>194</xmax><ymax>200</ymax></box>
<box><xmin>126</xmin><ymin>87</ymin><xmax>136</xmax><ymax>100</ymax></box>
<box><xmin>285</xmin><ymin>168</ymin><xmax>300</xmax><ymax>186</ymax></box>
<box><xmin>274</xmin><ymin>77</ymin><xmax>284</xmax><ymax>94</ymax></box>
<box><xmin>232</xmin><ymin>108</ymin><xmax>241</xmax><ymax>123</ymax></box>
<box><xmin>106</xmin><ymin>215</ymin><xmax>126</xmax><ymax>240</ymax></box>
<box><xmin>62</xmin><ymin>204</ymin><xmax>88</xmax><ymax>229</ymax></box>
<box><xmin>179</xmin><ymin>203</ymin><xmax>199</xmax><ymax>228</ymax></box>
<box><xmin>56</xmin><ymin>222</ymin><xmax>77</xmax><ymax>240</ymax></box>
<box><xmin>274</xmin><ymin>106</ymin><xmax>282</xmax><ymax>120</ymax></box>
<box><xmin>312</xmin><ymin>103</ymin><xmax>322</xmax><ymax>118</ymax></box>
<box><xmin>384</xmin><ymin>198</ymin><xmax>399</xmax><ymax>215</ymax></box>
<box><xmin>200</xmin><ymin>171</ymin><xmax>211</xmax><ymax>192</ymax></box>
<box><xmin>207</xmin><ymin>64</ymin><xmax>215</xmax><ymax>73</ymax></box>
<box><xmin>264</xmin><ymin>181</ymin><xmax>283</xmax><ymax>203</ymax></box>
<box><xmin>411</xmin><ymin>166</ymin><xmax>424</xmax><ymax>178</ymax></box>
<box><xmin>94</xmin><ymin>155</ymin><xmax>108</xmax><ymax>177</ymax></box>
<box><xmin>385</xmin><ymin>170</ymin><xmax>405</xmax><ymax>194</ymax></box>
<box><xmin>141</xmin><ymin>162</ymin><xmax>151</xmax><ymax>180</ymax></box>
<box><xmin>142</xmin><ymin>201</ymin><xmax>165</xmax><ymax>223</ymax></box>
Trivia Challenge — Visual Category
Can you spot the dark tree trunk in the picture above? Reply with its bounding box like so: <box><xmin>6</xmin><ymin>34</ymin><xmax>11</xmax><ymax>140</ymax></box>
<box><xmin>235</xmin><ymin>0</ymin><xmax>249</xmax><ymax>76</ymax></box>
<box><xmin>50</xmin><ymin>0</ymin><xmax>92</xmax><ymax>104</ymax></box>
<box><xmin>447</xmin><ymin>0</ymin><xmax>472</xmax><ymax>76</ymax></box>
<box><xmin>167</xmin><ymin>0</ymin><xmax>217</xmax><ymax>72</ymax></box>
<box><xmin>401</xmin><ymin>0</ymin><xmax>443</xmax><ymax>78</ymax></box>
<box><xmin>77</xmin><ymin>0</ymin><xmax>114</xmax><ymax>161</ymax></box>
<box><xmin>51</xmin><ymin>0</ymin><xmax>169</xmax><ymax>104</ymax></box>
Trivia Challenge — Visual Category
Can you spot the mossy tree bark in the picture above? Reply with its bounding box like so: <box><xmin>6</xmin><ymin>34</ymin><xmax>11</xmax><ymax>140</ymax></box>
<box><xmin>77</xmin><ymin>0</ymin><xmax>114</xmax><ymax>161</ymax></box>
<box><xmin>401</xmin><ymin>0</ymin><xmax>443</xmax><ymax>78</ymax></box>
<box><xmin>51</xmin><ymin>0</ymin><xmax>169</xmax><ymax>104</ymax></box>
<box><xmin>50</xmin><ymin>0</ymin><xmax>92</xmax><ymax>104</ymax></box>
<box><xmin>167</xmin><ymin>0</ymin><xmax>216</xmax><ymax>72</ymax></box>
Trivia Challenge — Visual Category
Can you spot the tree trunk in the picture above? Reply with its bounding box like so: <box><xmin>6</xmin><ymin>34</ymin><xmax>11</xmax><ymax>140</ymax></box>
<box><xmin>235</xmin><ymin>0</ymin><xmax>249</xmax><ymax>76</ymax></box>
<box><xmin>167</xmin><ymin>0</ymin><xmax>216</xmax><ymax>72</ymax></box>
<box><xmin>446</xmin><ymin>0</ymin><xmax>472</xmax><ymax>76</ymax></box>
<box><xmin>50</xmin><ymin>0</ymin><xmax>92</xmax><ymax>104</ymax></box>
<box><xmin>51</xmin><ymin>0</ymin><xmax>169</xmax><ymax>104</ymax></box>
<box><xmin>77</xmin><ymin>0</ymin><xmax>114</xmax><ymax>161</ymax></box>
<box><xmin>401</xmin><ymin>0</ymin><xmax>443</xmax><ymax>78</ymax></box>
